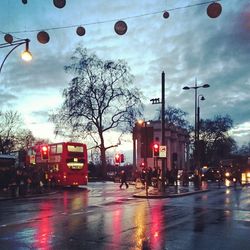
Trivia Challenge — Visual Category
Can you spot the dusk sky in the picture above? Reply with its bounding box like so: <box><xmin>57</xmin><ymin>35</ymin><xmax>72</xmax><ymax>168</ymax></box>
<box><xmin>0</xmin><ymin>0</ymin><xmax>249</xmax><ymax>160</ymax></box>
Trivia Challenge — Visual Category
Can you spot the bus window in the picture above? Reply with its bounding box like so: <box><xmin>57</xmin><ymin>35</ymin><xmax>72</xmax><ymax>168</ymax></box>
<box><xmin>57</xmin><ymin>144</ymin><xmax>63</xmax><ymax>154</ymax></box>
<box><xmin>67</xmin><ymin>145</ymin><xmax>84</xmax><ymax>152</ymax></box>
<box><xmin>50</xmin><ymin>145</ymin><xmax>57</xmax><ymax>154</ymax></box>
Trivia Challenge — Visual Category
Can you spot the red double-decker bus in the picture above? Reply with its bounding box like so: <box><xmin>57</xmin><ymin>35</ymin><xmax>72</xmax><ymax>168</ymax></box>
<box><xmin>26</xmin><ymin>142</ymin><xmax>88</xmax><ymax>187</ymax></box>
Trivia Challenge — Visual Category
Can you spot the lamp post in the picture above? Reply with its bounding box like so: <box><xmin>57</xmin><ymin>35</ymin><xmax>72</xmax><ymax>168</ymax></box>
<box><xmin>197</xmin><ymin>94</ymin><xmax>205</xmax><ymax>142</ymax></box>
<box><xmin>183</xmin><ymin>79</ymin><xmax>210</xmax><ymax>170</ymax></box>
<box><xmin>197</xmin><ymin>94</ymin><xmax>205</xmax><ymax>168</ymax></box>
<box><xmin>137</xmin><ymin>119</ymin><xmax>151</xmax><ymax>168</ymax></box>
<box><xmin>0</xmin><ymin>38</ymin><xmax>32</xmax><ymax>73</ymax></box>
<box><xmin>137</xmin><ymin>119</ymin><xmax>152</xmax><ymax>196</ymax></box>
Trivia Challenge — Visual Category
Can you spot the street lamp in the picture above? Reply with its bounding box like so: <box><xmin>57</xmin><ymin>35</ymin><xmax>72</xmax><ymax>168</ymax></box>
<box><xmin>0</xmin><ymin>38</ymin><xmax>32</xmax><ymax>73</ymax></box>
<box><xmin>183</xmin><ymin>79</ymin><xmax>210</xmax><ymax>170</ymax></box>
<box><xmin>197</xmin><ymin>94</ymin><xmax>205</xmax><ymax>168</ymax></box>
<box><xmin>197</xmin><ymin>94</ymin><xmax>205</xmax><ymax>142</ymax></box>
<box><xmin>136</xmin><ymin>119</ymin><xmax>153</xmax><ymax>197</ymax></box>
<box><xmin>137</xmin><ymin>119</ymin><xmax>151</xmax><ymax>168</ymax></box>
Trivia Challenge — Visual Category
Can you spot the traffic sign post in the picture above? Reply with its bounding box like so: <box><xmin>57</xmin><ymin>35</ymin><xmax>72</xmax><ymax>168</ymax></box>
<box><xmin>159</xmin><ymin>145</ymin><xmax>167</xmax><ymax>158</ymax></box>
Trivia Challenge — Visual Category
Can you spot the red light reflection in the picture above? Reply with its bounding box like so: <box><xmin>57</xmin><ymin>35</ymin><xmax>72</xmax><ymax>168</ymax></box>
<box><xmin>32</xmin><ymin>202</ymin><xmax>54</xmax><ymax>249</ymax></box>
<box><xmin>150</xmin><ymin>203</ymin><xmax>163</xmax><ymax>248</ymax></box>
<box><xmin>111</xmin><ymin>210</ymin><xmax>122</xmax><ymax>245</ymax></box>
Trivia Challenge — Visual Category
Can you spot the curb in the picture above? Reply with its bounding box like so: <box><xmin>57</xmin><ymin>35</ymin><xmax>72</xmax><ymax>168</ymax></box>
<box><xmin>133</xmin><ymin>188</ymin><xmax>210</xmax><ymax>199</ymax></box>
<box><xmin>0</xmin><ymin>191</ymin><xmax>58</xmax><ymax>201</ymax></box>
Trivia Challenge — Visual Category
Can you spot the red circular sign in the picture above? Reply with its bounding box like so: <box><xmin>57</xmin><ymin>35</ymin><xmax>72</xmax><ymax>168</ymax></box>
<box><xmin>37</xmin><ymin>31</ymin><xmax>50</xmax><ymax>44</ymax></box>
<box><xmin>53</xmin><ymin>0</ymin><xmax>66</xmax><ymax>9</ymax></box>
<box><xmin>4</xmin><ymin>34</ymin><xmax>13</xmax><ymax>43</ymax></box>
<box><xmin>114</xmin><ymin>20</ymin><xmax>127</xmax><ymax>35</ymax></box>
<box><xmin>207</xmin><ymin>2</ymin><xmax>222</xmax><ymax>18</ymax></box>
<box><xmin>163</xmin><ymin>11</ymin><xmax>170</xmax><ymax>19</ymax></box>
<box><xmin>76</xmin><ymin>26</ymin><xmax>86</xmax><ymax>36</ymax></box>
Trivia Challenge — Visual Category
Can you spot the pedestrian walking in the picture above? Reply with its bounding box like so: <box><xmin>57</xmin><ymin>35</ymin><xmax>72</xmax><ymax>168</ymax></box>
<box><xmin>18</xmin><ymin>170</ymin><xmax>27</xmax><ymax>197</ymax></box>
<box><xmin>9</xmin><ymin>169</ymin><xmax>21</xmax><ymax>197</ymax></box>
<box><xmin>181</xmin><ymin>169</ymin><xmax>189</xmax><ymax>187</ymax></box>
<box><xmin>120</xmin><ymin>170</ymin><xmax>129</xmax><ymax>189</ymax></box>
<box><xmin>194</xmin><ymin>169</ymin><xmax>201</xmax><ymax>189</ymax></box>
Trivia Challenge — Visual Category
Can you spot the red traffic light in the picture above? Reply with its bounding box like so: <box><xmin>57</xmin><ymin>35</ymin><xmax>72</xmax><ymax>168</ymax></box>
<box><xmin>114</xmin><ymin>153</ymin><xmax>125</xmax><ymax>164</ymax></box>
<box><xmin>153</xmin><ymin>143</ymin><xmax>160</xmax><ymax>157</ymax></box>
<box><xmin>41</xmin><ymin>145</ymin><xmax>49</xmax><ymax>160</ymax></box>
<box><xmin>120</xmin><ymin>154</ymin><xmax>124</xmax><ymax>163</ymax></box>
<box><xmin>115</xmin><ymin>153</ymin><xmax>120</xmax><ymax>164</ymax></box>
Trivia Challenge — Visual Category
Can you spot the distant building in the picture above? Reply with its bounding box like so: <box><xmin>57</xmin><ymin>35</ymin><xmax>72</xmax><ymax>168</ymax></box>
<box><xmin>132</xmin><ymin>120</ymin><xmax>189</xmax><ymax>172</ymax></box>
<box><xmin>0</xmin><ymin>154</ymin><xmax>16</xmax><ymax>169</ymax></box>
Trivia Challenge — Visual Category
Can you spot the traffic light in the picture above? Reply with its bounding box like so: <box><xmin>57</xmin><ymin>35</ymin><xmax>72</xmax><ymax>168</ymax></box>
<box><xmin>140</xmin><ymin>162</ymin><xmax>145</xmax><ymax>168</ymax></box>
<box><xmin>41</xmin><ymin>145</ymin><xmax>49</xmax><ymax>160</ymax></box>
<box><xmin>153</xmin><ymin>143</ymin><xmax>160</xmax><ymax>157</ymax></box>
<box><xmin>115</xmin><ymin>153</ymin><xmax>120</xmax><ymax>164</ymax></box>
<box><xmin>120</xmin><ymin>154</ymin><xmax>124</xmax><ymax>163</ymax></box>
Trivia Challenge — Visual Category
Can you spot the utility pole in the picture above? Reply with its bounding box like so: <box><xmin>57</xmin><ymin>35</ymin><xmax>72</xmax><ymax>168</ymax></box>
<box><xmin>183</xmin><ymin>80</ymin><xmax>210</xmax><ymax>172</ymax></box>
<box><xmin>150</xmin><ymin>72</ymin><xmax>166</xmax><ymax>192</ymax></box>
<box><xmin>161</xmin><ymin>71</ymin><xmax>166</xmax><ymax>192</ymax></box>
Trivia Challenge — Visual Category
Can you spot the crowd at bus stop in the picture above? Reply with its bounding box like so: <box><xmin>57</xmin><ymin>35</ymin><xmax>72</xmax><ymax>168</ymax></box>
<box><xmin>0</xmin><ymin>166</ymin><xmax>48</xmax><ymax>198</ymax></box>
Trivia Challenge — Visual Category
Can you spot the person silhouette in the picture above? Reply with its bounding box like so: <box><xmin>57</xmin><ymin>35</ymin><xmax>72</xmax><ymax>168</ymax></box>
<box><xmin>120</xmin><ymin>170</ymin><xmax>129</xmax><ymax>189</ymax></box>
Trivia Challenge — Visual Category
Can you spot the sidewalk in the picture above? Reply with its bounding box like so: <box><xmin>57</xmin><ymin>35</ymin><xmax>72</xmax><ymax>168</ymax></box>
<box><xmin>0</xmin><ymin>187</ymin><xmax>57</xmax><ymax>201</ymax></box>
<box><xmin>133</xmin><ymin>183</ymin><xmax>210</xmax><ymax>198</ymax></box>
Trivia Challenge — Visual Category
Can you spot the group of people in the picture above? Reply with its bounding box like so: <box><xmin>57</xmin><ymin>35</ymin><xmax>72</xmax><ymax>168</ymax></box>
<box><xmin>0</xmin><ymin>166</ymin><xmax>47</xmax><ymax>197</ymax></box>
<box><xmin>118</xmin><ymin>167</ymin><xmax>191</xmax><ymax>190</ymax></box>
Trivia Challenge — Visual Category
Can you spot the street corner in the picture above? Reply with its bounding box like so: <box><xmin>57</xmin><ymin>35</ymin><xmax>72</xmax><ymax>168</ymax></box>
<box><xmin>132</xmin><ymin>191</ymin><xmax>169</xmax><ymax>199</ymax></box>
<box><xmin>132</xmin><ymin>186</ymin><xmax>210</xmax><ymax>199</ymax></box>
<box><xmin>133</xmin><ymin>186</ymin><xmax>175</xmax><ymax>199</ymax></box>
<box><xmin>167</xmin><ymin>187</ymin><xmax>210</xmax><ymax>197</ymax></box>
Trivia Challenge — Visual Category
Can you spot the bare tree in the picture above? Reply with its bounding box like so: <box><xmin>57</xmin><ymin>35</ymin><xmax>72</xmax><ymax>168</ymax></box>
<box><xmin>156</xmin><ymin>105</ymin><xmax>190</xmax><ymax>129</ymax></box>
<box><xmin>0</xmin><ymin>110</ymin><xmax>35</xmax><ymax>153</ymax></box>
<box><xmin>199</xmin><ymin>114</ymin><xmax>236</xmax><ymax>167</ymax></box>
<box><xmin>50</xmin><ymin>47</ymin><xmax>143</xmax><ymax>178</ymax></box>
<box><xmin>14</xmin><ymin>129</ymin><xmax>36</xmax><ymax>150</ymax></box>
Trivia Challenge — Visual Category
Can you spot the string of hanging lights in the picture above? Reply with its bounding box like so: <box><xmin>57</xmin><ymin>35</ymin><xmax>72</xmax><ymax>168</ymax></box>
<box><xmin>6</xmin><ymin>0</ymin><xmax>222</xmax><ymax>44</ymax></box>
<box><xmin>22</xmin><ymin>0</ymin><xmax>66</xmax><ymax>8</ymax></box>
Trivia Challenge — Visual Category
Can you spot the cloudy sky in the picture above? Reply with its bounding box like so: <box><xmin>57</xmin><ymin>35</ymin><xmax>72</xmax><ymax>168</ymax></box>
<box><xmin>0</xmin><ymin>0</ymin><xmax>249</xmax><ymax>159</ymax></box>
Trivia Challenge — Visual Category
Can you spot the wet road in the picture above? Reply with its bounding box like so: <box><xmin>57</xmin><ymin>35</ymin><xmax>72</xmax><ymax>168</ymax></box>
<box><xmin>0</xmin><ymin>182</ymin><xmax>250</xmax><ymax>250</ymax></box>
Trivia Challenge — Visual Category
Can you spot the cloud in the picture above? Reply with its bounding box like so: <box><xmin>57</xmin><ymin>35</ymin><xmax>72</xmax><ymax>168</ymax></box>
<box><xmin>230</xmin><ymin>122</ymin><xmax>250</xmax><ymax>146</ymax></box>
<box><xmin>0</xmin><ymin>91</ymin><xmax>17</xmax><ymax>108</ymax></box>
<box><xmin>0</xmin><ymin>0</ymin><xmax>249</xmax><ymax>147</ymax></box>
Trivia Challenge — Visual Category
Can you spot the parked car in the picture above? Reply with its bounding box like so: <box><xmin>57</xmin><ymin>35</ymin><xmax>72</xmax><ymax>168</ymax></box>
<box><xmin>201</xmin><ymin>168</ymin><xmax>220</xmax><ymax>182</ymax></box>
<box><xmin>188</xmin><ymin>171</ymin><xmax>195</xmax><ymax>182</ymax></box>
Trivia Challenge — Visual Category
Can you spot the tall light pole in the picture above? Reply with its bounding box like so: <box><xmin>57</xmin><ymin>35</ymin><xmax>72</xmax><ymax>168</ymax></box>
<box><xmin>0</xmin><ymin>38</ymin><xmax>32</xmax><ymax>73</ymax></box>
<box><xmin>197</xmin><ymin>94</ymin><xmax>205</xmax><ymax>168</ymax></box>
<box><xmin>197</xmin><ymin>94</ymin><xmax>205</xmax><ymax>142</ymax></box>
<box><xmin>137</xmin><ymin>119</ymin><xmax>151</xmax><ymax>168</ymax></box>
<box><xmin>183</xmin><ymin>79</ymin><xmax>210</xmax><ymax>170</ymax></box>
